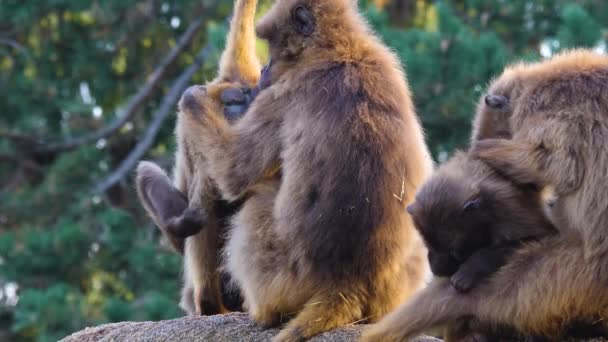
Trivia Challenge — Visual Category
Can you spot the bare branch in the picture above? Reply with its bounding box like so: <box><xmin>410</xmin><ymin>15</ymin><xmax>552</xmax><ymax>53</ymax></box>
<box><xmin>39</xmin><ymin>17</ymin><xmax>205</xmax><ymax>153</ymax></box>
<box><xmin>0</xmin><ymin>37</ymin><xmax>31</xmax><ymax>60</ymax></box>
<box><xmin>93</xmin><ymin>45</ymin><xmax>213</xmax><ymax>194</ymax></box>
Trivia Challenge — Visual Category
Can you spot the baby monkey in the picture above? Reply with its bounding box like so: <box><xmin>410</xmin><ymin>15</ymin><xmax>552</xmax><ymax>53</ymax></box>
<box><xmin>407</xmin><ymin>151</ymin><xmax>556</xmax><ymax>293</ymax></box>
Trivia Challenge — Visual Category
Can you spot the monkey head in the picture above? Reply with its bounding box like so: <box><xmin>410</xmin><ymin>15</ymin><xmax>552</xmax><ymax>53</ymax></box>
<box><xmin>407</xmin><ymin>170</ymin><xmax>493</xmax><ymax>277</ymax></box>
<box><xmin>406</xmin><ymin>152</ymin><xmax>553</xmax><ymax>278</ymax></box>
<box><xmin>255</xmin><ymin>0</ymin><xmax>360</xmax><ymax>80</ymax></box>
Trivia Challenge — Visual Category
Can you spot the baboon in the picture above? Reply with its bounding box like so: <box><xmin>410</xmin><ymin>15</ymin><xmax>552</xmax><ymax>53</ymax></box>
<box><xmin>136</xmin><ymin>0</ymin><xmax>264</xmax><ymax>315</ymax></box>
<box><xmin>177</xmin><ymin>0</ymin><xmax>434</xmax><ymax>340</ymax></box>
<box><xmin>362</xmin><ymin>49</ymin><xmax>608</xmax><ymax>341</ymax></box>
<box><xmin>407</xmin><ymin>151</ymin><xmax>555</xmax><ymax>293</ymax></box>
<box><xmin>471</xmin><ymin>49</ymin><xmax>608</xmax><ymax>259</ymax></box>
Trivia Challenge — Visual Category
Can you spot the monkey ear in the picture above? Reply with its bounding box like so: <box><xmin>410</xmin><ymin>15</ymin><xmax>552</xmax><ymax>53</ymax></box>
<box><xmin>463</xmin><ymin>198</ymin><xmax>482</xmax><ymax>212</ymax></box>
<box><xmin>484</xmin><ymin>94</ymin><xmax>508</xmax><ymax>109</ymax></box>
<box><xmin>292</xmin><ymin>5</ymin><xmax>315</xmax><ymax>36</ymax></box>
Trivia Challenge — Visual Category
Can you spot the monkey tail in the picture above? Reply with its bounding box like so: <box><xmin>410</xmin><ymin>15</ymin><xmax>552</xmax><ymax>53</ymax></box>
<box><xmin>217</xmin><ymin>0</ymin><xmax>261</xmax><ymax>86</ymax></box>
<box><xmin>361</xmin><ymin>280</ymin><xmax>472</xmax><ymax>342</ymax></box>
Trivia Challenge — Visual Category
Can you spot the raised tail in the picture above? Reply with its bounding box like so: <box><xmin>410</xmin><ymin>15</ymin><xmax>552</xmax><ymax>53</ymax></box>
<box><xmin>217</xmin><ymin>0</ymin><xmax>261</xmax><ymax>86</ymax></box>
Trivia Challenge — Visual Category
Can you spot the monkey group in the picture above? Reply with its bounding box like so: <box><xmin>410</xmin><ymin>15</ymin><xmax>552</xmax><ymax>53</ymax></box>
<box><xmin>134</xmin><ymin>0</ymin><xmax>608</xmax><ymax>340</ymax></box>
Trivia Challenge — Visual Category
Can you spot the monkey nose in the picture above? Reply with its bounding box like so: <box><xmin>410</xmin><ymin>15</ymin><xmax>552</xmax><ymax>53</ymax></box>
<box><xmin>484</xmin><ymin>94</ymin><xmax>508</xmax><ymax>109</ymax></box>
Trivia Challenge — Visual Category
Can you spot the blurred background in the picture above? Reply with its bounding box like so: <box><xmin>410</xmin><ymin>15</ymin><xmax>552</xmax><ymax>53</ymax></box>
<box><xmin>0</xmin><ymin>0</ymin><xmax>606</xmax><ymax>341</ymax></box>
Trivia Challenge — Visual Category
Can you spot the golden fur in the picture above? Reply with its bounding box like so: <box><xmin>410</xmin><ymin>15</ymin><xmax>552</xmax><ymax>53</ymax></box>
<box><xmin>362</xmin><ymin>49</ymin><xmax>608</xmax><ymax>341</ymax></box>
<box><xmin>136</xmin><ymin>0</ymin><xmax>260</xmax><ymax>315</ymax></box>
<box><xmin>178</xmin><ymin>0</ymin><xmax>433</xmax><ymax>340</ymax></box>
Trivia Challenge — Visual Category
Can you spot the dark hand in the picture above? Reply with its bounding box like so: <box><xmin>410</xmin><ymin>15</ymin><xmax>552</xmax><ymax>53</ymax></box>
<box><xmin>450</xmin><ymin>269</ymin><xmax>476</xmax><ymax>293</ymax></box>
<box><xmin>166</xmin><ymin>207</ymin><xmax>206</xmax><ymax>238</ymax></box>
<box><xmin>220</xmin><ymin>59</ymin><xmax>272</xmax><ymax>122</ymax></box>
<box><xmin>221</xmin><ymin>87</ymin><xmax>255</xmax><ymax>122</ymax></box>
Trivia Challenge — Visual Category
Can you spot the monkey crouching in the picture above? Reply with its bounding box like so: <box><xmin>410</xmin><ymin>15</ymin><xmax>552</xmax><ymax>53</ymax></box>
<box><xmin>407</xmin><ymin>151</ymin><xmax>556</xmax><ymax>294</ymax></box>
<box><xmin>363</xmin><ymin>49</ymin><xmax>608</xmax><ymax>342</ymax></box>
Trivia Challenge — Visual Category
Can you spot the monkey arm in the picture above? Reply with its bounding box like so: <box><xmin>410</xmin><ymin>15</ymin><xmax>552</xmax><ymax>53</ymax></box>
<box><xmin>179</xmin><ymin>84</ymin><xmax>284</xmax><ymax>201</ymax></box>
<box><xmin>471</xmin><ymin>139</ymin><xmax>546</xmax><ymax>187</ymax></box>
<box><xmin>472</xmin><ymin>116</ymin><xmax>584</xmax><ymax>195</ymax></box>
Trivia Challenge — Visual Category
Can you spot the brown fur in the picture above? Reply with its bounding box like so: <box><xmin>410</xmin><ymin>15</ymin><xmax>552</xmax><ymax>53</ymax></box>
<box><xmin>362</xmin><ymin>49</ymin><xmax>608</xmax><ymax>341</ymax></box>
<box><xmin>178</xmin><ymin>0</ymin><xmax>433</xmax><ymax>340</ymax></box>
<box><xmin>408</xmin><ymin>151</ymin><xmax>555</xmax><ymax>293</ymax></box>
<box><xmin>136</xmin><ymin>0</ymin><xmax>261</xmax><ymax>316</ymax></box>
<box><xmin>471</xmin><ymin>49</ymin><xmax>608</xmax><ymax>258</ymax></box>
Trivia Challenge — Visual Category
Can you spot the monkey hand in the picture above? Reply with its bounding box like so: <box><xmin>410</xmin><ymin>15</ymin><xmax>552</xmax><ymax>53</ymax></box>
<box><xmin>450</xmin><ymin>269</ymin><xmax>476</xmax><ymax>293</ymax></box>
<box><xmin>219</xmin><ymin>60</ymin><xmax>272</xmax><ymax>122</ymax></box>
<box><xmin>166</xmin><ymin>207</ymin><xmax>206</xmax><ymax>238</ymax></box>
<box><xmin>220</xmin><ymin>87</ymin><xmax>256</xmax><ymax>122</ymax></box>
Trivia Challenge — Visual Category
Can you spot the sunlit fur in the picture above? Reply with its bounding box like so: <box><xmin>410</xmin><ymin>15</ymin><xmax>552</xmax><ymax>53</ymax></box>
<box><xmin>177</xmin><ymin>0</ymin><xmax>433</xmax><ymax>340</ymax></box>
<box><xmin>362</xmin><ymin>49</ymin><xmax>608</xmax><ymax>341</ymax></box>
<box><xmin>136</xmin><ymin>0</ymin><xmax>261</xmax><ymax>316</ymax></box>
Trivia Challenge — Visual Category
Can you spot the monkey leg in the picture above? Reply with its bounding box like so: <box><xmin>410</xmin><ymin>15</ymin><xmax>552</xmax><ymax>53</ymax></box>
<box><xmin>361</xmin><ymin>278</ymin><xmax>469</xmax><ymax>342</ymax></box>
<box><xmin>183</xmin><ymin>224</ymin><xmax>226</xmax><ymax>315</ymax></box>
<box><xmin>272</xmin><ymin>291</ymin><xmax>364</xmax><ymax>342</ymax></box>
<box><xmin>180</xmin><ymin>167</ymin><xmax>231</xmax><ymax>316</ymax></box>
<box><xmin>224</xmin><ymin>180</ymin><xmax>294</xmax><ymax>327</ymax></box>
<box><xmin>362</xmin><ymin>234</ymin><xmax>608</xmax><ymax>342</ymax></box>
<box><xmin>226</xmin><ymin>180</ymin><xmax>367</xmax><ymax>341</ymax></box>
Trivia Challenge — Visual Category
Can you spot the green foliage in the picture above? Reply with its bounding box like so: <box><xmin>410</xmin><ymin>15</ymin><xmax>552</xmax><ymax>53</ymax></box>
<box><xmin>557</xmin><ymin>4</ymin><xmax>602</xmax><ymax>49</ymax></box>
<box><xmin>1</xmin><ymin>1</ymin><xmax>606</xmax><ymax>341</ymax></box>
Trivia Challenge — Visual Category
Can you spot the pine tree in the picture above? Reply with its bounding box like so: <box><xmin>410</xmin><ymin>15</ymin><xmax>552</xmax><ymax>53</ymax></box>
<box><xmin>0</xmin><ymin>1</ymin><xmax>606</xmax><ymax>340</ymax></box>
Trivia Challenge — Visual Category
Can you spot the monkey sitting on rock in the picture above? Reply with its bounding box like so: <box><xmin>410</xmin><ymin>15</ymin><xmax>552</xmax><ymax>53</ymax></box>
<box><xmin>136</xmin><ymin>0</ymin><xmax>269</xmax><ymax>316</ymax></box>
<box><xmin>362</xmin><ymin>49</ymin><xmax>608</xmax><ymax>342</ymax></box>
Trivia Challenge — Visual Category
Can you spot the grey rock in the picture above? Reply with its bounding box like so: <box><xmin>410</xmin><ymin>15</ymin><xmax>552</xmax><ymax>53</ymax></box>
<box><xmin>60</xmin><ymin>313</ymin><xmax>442</xmax><ymax>342</ymax></box>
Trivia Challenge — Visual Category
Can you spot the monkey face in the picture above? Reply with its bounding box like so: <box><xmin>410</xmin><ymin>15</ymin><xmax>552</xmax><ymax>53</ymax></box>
<box><xmin>407</xmin><ymin>177</ymin><xmax>493</xmax><ymax>276</ymax></box>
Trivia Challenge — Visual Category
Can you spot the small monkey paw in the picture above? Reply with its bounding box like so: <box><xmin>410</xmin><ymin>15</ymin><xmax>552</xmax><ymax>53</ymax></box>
<box><xmin>220</xmin><ymin>87</ymin><xmax>255</xmax><ymax>122</ymax></box>
<box><xmin>167</xmin><ymin>207</ymin><xmax>206</xmax><ymax>238</ymax></box>
<box><xmin>450</xmin><ymin>271</ymin><xmax>476</xmax><ymax>293</ymax></box>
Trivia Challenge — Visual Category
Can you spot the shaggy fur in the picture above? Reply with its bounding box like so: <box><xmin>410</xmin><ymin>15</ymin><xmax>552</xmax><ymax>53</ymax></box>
<box><xmin>362</xmin><ymin>49</ymin><xmax>608</xmax><ymax>341</ymax></box>
<box><xmin>136</xmin><ymin>0</ymin><xmax>261</xmax><ymax>315</ymax></box>
<box><xmin>178</xmin><ymin>0</ymin><xmax>433</xmax><ymax>340</ymax></box>
<box><xmin>408</xmin><ymin>151</ymin><xmax>555</xmax><ymax>294</ymax></box>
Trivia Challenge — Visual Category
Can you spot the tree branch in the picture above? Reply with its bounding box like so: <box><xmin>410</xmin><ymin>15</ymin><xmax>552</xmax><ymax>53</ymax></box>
<box><xmin>93</xmin><ymin>45</ymin><xmax>213</xmax><ymax>194</ymax></box>
<box><xmin>39</xmin><ymin>17</ymin><xmax>205</xmax><ymax>153</ymax></box>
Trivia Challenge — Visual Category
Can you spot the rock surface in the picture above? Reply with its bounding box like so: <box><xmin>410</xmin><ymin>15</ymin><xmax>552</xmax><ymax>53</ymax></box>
<box><xmin>60</xmin><ymin>313</ymin><xmax>441</xmax><ymax>342</ymax></box>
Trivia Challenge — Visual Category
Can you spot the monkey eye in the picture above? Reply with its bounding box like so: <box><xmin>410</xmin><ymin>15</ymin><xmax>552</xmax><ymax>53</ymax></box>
<box><xmin>484</xmin><ymin>94</ymin><xmax>508</xmax><ymax>109</ymax></box>
<box><xmin>292</xmin><ymin>5</ymin><xmax>315</xmax><ymax>36</ymax></box>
